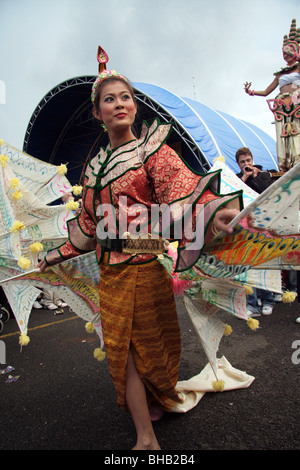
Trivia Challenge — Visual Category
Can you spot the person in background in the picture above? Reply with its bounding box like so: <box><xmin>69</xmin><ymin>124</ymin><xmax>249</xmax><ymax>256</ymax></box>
<box><xmin>32</xmin><ymin>193</ymin><xmax>74</xmax><ymax>311</ymax></box>
<box><xmin>33</xmin><ymin>290</ymin><xmax>67</xmax><ymax>311</ymax></box>
<box><xmin>244</xmin><ymin>19</ymin><xmax>300</xmax><ymax>318</ymax></box>
<box><xmin>235</xmin><ymin>147</ymin><xmax>272</xmax><ymax>193</ymax></box>
<box><xmin>235</xmin><ymin>147</ymin><xmax>276</xmax><ymax>316</ymax></box>
<box><xmin>244</xmin><ymin>18</ymin><xmax>300</xmax><ymax>172</ymax></box>
<box><xmin>62</xmin><ymin>192</ymin><xmax>74</xmax><ymax>204</ymax></box>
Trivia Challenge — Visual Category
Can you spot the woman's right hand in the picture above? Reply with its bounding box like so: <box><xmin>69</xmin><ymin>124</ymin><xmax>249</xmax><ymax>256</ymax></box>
<box><xmin>244</xmin><ymin>81</ymin><xmax>252</xmax><ymax>94</ymax></box>
<box><xmin>37</xmin><ymin>259</ymin><xmax>47</xmax><ymax>273</ymax></box>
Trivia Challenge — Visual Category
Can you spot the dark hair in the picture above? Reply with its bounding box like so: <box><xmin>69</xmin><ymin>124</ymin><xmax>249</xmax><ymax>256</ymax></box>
<box><xmin>235</xmin><ymin>147</ymin><xmax>253</xmax><ymax>163</ymax></box>
<box><xmin>93</xmin><ymin>76</ymin><xmax>136</xmax><ymax>111</ymax></box>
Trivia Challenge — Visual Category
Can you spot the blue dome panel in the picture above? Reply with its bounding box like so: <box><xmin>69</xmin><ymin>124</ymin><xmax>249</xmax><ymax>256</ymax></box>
<box><xmin>134</xmin><ymin>82</ymin><xmax>278</xmax><ymax>173</ymax></box>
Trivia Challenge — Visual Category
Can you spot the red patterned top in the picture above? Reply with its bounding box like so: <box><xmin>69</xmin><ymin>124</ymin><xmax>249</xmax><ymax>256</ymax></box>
<box><xmin>46</xmin><ymin>120</ymin><xmax>242</xmax><ymax>271</ymax></box>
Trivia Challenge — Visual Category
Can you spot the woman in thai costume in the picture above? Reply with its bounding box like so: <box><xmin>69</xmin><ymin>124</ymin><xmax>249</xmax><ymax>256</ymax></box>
<box><xmin>244</xmin><ymin>19</ymin><xmax>300</xmax><ymax>172</ymax></box>
<box><xmin>38</xmin><ymin>70</ymin><xmax>241</xmax><ymax>450</ymax></box>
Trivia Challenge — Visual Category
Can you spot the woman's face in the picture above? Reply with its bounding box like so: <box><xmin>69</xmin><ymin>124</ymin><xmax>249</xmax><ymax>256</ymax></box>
<box><xmin>93</xmin><ymin>80</ymin><xmax>137</xmax><ymax>134</ymax></box>
<box><xmin>282</xmin><ymin>44</ymin><xmax>297</xmax><ymax>65</ymax></box>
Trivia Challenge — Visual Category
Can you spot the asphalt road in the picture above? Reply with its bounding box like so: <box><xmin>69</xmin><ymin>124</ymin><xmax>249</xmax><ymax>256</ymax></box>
<box><xmin>0</xmin><ymin>296</ymin><xmax>299</xmax><ymax>452</ymax></box>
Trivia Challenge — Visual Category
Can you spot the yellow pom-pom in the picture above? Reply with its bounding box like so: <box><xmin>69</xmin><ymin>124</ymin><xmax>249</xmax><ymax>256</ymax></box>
<box><xmin>0</xmin><ymin>154</ymin><xmax>9</xmax><ymax>167</ymax></box>
<box><xmin>247</xmin><ymin>317</ymin><xmax>259</xmax><ymax>330</ymax></box>
<box><xmin>245</xmin><ymin>285</ymin><xmax>254</xmax><ymax>295</ymax></box>
<box><xmin>72</xmin><ymin>184</ymin><xmax>83</xmax><ymax>196</ymax></box>
<box><xmin>12</xmin><ymin>190</ymin><xmax>23</xmax><ymax>201</ymax></box>
<box><xmin>65</xmin><ymin>200</ymin><xmax>79</xmax><ymax>211</ymax></box>
<box><xmin>85</xmin><ymin>322</ymin><xmax>95</xmax><ymax>334</ymax></box>
<box><xmin>10</xmin><ymin>220</ymin><xmax>26</xmax><ymax>233</ymax></box>
<box><xmin>57</xmin><ymin>163</ymin><xmax>68</xmax><ymax>175</ymax></box>
<box><xmin>93</xmin><ymin>348</ymin><xmax>106</xmax><ymax>361</ymax></box>
<box><xmin>282</xmin><ymin>291</ymin><xmax>297</xmax><ymax>303</ymax></box>
<box><xmin>19</xmin><ymin>333</ymin><xmax>30</xmax><ymax>346</ymax></box>
<box><xmin>17</xmin><ymin>256</ymin><xmax>31</xmax><ymax>270</ymax></box>
<box><xmin>212</xmin><ymin>379</ymin><xmax>225</xmax><ymax>391</ymax></box>
<box><xmin>9</xmin><ymin>177</ymin><xmax>19</xmax><ymax>189</ymax></box>
<box><xmin>213</xmin><ymin>155</ymin><xmax>225</xmax><ymax>164</ymax></box>
<box><xmin>0</xmin><ymin>139</ymin><xmax>4</xmax><ymax>146</ymax></box>
<box><xmin>29</xmin><ymin>242</ymin><xmax>44</xmax><ymax>253</ymax></box>
<box><xmin>224</xmin><ymin>324</ymin><xmax>233</xmax><ymax>336</ymax></box>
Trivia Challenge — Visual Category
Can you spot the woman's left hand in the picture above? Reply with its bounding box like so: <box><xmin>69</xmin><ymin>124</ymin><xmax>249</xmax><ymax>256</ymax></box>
<box><xmin>212</xmin><ymin>208</ymin><xmax>239</xmax><ymax>234</ymax></box>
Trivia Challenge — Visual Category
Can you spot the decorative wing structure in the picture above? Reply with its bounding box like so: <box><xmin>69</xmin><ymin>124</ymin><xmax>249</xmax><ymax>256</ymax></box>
<box><xmin>0</xmin><ymin>141</ymin><xmax>76</xmax><ymax>338</ymax></box>
<box><xmin>0</xmin><ymin>145</ymin><xmax>299</xmax><ymax>397</ymax></box>
<box><xmin>178</xmin><ymin>159</ymin><xmax>299</xmax><ymax>388</ymax></box>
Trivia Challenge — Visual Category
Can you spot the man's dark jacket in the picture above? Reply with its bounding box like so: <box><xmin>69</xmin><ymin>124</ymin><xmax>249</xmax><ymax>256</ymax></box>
<box><xmin>236</xmin><ymin>169</ymin><xmax>272</xmax><ymax>194</ymax></box>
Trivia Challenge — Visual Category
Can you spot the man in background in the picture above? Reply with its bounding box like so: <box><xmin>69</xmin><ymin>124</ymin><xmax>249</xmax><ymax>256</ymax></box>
<box><xmin>236</xmin><ymin>147</ymin><xmax>272</xmax><ymax>193</ymax></box>
<box><xmin>235</xmin><ymin>147</ymin><xmax>275</xmax><ymax>316</ymax></box>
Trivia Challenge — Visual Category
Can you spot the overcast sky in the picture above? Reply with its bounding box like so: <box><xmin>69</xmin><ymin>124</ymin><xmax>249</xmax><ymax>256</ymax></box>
<box><xmin>1</xmin><ymin>0</ymin><xmax>299</xmax><ymax>150</ymax></box>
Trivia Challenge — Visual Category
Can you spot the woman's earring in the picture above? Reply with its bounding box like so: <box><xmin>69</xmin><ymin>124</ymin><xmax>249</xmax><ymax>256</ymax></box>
<box><xmin>101</xmin><ymin>123</ymin><xmax>107</xmax><ymax>132</ymax></box>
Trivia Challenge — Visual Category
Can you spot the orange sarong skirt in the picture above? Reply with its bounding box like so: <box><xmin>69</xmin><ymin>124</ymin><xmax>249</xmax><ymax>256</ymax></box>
<box><xmin>99</xmin><ymin>256</ymin><xmax>183</xmax><ymax>411</ymax></box>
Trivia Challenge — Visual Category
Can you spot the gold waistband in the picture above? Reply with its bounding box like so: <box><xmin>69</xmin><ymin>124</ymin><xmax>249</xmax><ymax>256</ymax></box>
<box><xmin>97</xmin><ymin>235</ymin><xmax>165</xmax><ymax>255</ymax></box>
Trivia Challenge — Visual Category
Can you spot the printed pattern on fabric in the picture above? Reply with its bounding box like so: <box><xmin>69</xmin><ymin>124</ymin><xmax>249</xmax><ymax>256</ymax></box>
<box><xmin>99</xmin><ymin>256</ymin><xmax>182</xmax><ymax>411</ymax></box>
<box><xmin>51</xmin><ymin>121</ymin><xmax>241</xmax><ymax>269</ymax></box>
